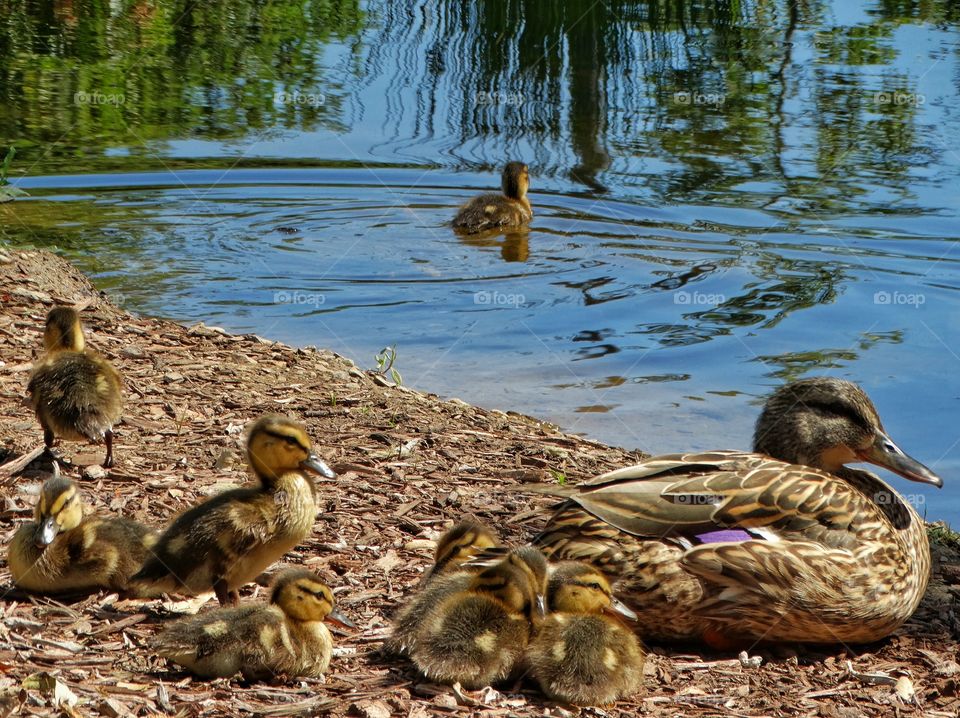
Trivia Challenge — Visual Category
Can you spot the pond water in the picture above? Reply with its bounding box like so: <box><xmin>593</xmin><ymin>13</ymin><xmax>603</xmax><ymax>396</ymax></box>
<box><xmin>2</xmin><ymin>0</ymin><xmax>960</xmax><ymax>522</ymax></box>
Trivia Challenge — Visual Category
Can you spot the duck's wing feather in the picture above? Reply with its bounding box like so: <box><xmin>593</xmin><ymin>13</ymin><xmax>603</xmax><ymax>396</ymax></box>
<box><xmin>556</xmin><ymin>451</ymin><xmax>872</xmax><ymax>553</ymax></box>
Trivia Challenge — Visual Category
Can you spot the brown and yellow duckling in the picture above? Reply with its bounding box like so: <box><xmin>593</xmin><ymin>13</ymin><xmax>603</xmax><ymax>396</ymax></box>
<box><xmin>453</xmin><ymin>162</ymin><xmax>532</xmax><ymax>233</ymax></box>
<box><xmin>128</xmin><ymin>415</ymin><xmax>335</xmax><ymax>606</ymax></box>
<box><xmin>27</xmin><ymin>306</ymin><xmax>123</xmax><ymax>467</ymax></box>
<box><xmin>407</xmin><ymin>546</ymin><xmax>548</xmax><ymax>689</ymax></box>
<box><xmin>423</xmin><ymin>518</ymin><xmax>500</xmax><ymax>583</ymax></box>
<box><xmin>152</xmin><ymin>568</ymin><xmax>351</xmax><ymax>680</ymax></box>
<box><xmin>531</xmin><ymin>377</ymin><xmax>943</xmax><ymax>646</ymax></box>
<box><xmin>8</xmin><ymin>475</ymin><xmax>158</xmax><ymax>594</ymax></box>
<box><xmin>528</xmin><ymin>561</ymin><xmax>645</xmax><ymax>706</ymax></box>
<box><xmin>387</xmin><ymin>518</ymin><xmax>501</xmax><ymax>655</ymax></box>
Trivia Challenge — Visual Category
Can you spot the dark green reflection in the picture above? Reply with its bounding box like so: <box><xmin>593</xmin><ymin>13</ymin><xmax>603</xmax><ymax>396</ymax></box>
<box><xmin>0</xmin><ymin>0</ymin><xmax>363</xmax><ymax>171</ymax></box>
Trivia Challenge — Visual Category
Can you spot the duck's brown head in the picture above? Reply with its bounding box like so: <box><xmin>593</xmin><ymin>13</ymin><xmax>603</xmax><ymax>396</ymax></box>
<box><xmin>753</xmin><ymin>377</ymin><xmax>941</xmax><ymax>487</ymax></box>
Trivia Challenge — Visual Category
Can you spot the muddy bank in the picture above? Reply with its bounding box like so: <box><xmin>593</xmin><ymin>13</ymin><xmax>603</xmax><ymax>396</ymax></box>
<box><xmin>0</xmin><ymin>249</ymin><xmax>957</xmax><ymax>717</ymax></box>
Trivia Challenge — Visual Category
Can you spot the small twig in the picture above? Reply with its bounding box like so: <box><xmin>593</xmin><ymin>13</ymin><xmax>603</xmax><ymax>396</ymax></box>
<box><xmin>0</xmin><ymin>445</ymin><xmax>46</xmax><ymax>483</ymax></box>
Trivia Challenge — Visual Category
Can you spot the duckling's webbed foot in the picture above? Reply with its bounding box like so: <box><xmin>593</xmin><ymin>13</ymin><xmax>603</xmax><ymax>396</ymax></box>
<box><xmin>102</xmin><ymin>430</ymin><xmax>114</xmax><ymax>468</ymax></box>
<box><xmin>39</xmin><ymin>437</ymin><xmax>70</xmax><ymax>470</ymax></box>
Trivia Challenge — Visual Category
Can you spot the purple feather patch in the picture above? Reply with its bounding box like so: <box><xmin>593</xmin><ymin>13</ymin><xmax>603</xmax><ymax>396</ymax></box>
<box><xmin>695</xmin><ymin>529</ymin><xmax>754</xmax><ymax>544</ymax></box>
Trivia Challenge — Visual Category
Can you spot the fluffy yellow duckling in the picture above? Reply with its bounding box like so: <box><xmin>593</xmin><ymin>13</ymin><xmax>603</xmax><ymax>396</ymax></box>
<box><xmin>528</xmin><ymin>561</ymin><xmax>645</xmax><ymax>706</ymax></box>
<box><xmin>7</xmin><ymin>475</ymin><xmax>158</xmax><ymax>593</ymax></box>
<box><xmin>128</xmin><ymin>415</ymin><xmax>335</xmax><ymax>605</ymax></box>
<box><xmin>452</xmin><ymin>162</ymin><xmax>532</xmax><ymax>233</ymax></box>
<box><xmin>408</xmin><ymin>546</ymin><xmax>548</xmax><ymax>689</ymax></box>
<box><xmin>153</xmin><ymin>568</ymin><xmax>351</xmax><ymax>680</ymax></box>
<box><xmin>387</xmin><ymin>519</ymin><xmax>501</xmax><ymax>654</ymax></box>
<box><xmin>27</xmin><ymin>306</ymin><xmax>123</xmax><ymax>467</ymax></box>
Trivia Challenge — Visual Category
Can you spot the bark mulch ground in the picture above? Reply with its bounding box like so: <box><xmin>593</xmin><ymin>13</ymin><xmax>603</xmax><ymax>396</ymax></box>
<box><xmin>0</xmin><ymin>248</ymin><xmax>957</xmax><ymax>717</ymax></box>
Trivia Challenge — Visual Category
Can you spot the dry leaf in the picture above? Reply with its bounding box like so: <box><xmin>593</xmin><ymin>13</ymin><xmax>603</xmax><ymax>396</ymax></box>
<box><xmin>895</xmin><ymin>675</ymin><xmax>916</xmax><ymax>702</ymax></box>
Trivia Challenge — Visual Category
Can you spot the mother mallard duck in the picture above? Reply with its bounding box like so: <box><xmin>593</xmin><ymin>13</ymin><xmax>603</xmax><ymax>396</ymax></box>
<box><xmin>529</xmin><ymin>377</ymin><xmax>942</xmax><ymax>646</ymax></box>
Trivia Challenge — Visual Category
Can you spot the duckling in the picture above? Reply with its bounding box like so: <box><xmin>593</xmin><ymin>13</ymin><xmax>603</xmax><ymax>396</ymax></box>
<box><xmin>7</xmin><ymin>475</ymin><xmax>159</xmax><ymax>593</ymax></box>
<box><xmin>387</xmin><ymin>519</ymin><xmax>501</xmax><ymax>654</ymax></box>
<box><xmin>408</xmin><ymin>546</ymin><xmax>548</xmax><ymax>689</ymax></box>
<box><xmin>452</xmin><ymin>162</ymin><xmax>532</xmax><ymax>233</ymax></box>
<box><xmin>27</xmin><ymin>306</ymin><xmax>123</xmax><ymax>467</ymax></box>
<box><xmin>528</xmin><ymin>561</ymin><xmax>645</xmax><ymax>706</ymax></box>
<box><xmin>153</xmin><ymin>568</ymin><xmax>351</xmax><ymax>680</ymax></box>
<box><xmin>423</xmin><ymin>518</ymin><xmax>499</xmax><ymax>583</ymax></box>
<box><xmin>128</xmin><ymin>415</ymin><xmax>335</xmax><ymax>606</ymax></box>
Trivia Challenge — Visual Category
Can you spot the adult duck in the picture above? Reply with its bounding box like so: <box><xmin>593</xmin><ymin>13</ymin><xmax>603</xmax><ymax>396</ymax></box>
<box><xmin>530</xmin><ymin>377</ymin><xmax>942</xmax><ymax>646</ymax></box>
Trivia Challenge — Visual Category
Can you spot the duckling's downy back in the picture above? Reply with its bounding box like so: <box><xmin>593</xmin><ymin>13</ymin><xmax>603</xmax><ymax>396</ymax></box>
<box><xmin>452</xmin><ymin>162</ymin><xmax>532</xmax><ymax>233</ymax></box>
<box><xmin>153</xmin><ymin>569</ymin><xmax>341</xmax><ymax>680</ymax></box>
<box><xmin>407</xmin><ymin>546</ymin><xmax>547</xmax><ymax>689</ymax></box>
<box><xmin>28</xmin><ymin>307</ymin><xmax>122</xmax><ymax>466</ymax></box>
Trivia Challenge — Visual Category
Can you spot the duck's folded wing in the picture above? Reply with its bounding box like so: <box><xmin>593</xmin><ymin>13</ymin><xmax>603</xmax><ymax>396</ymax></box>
<box><xmin>563</xmin><ymin>452</ymin><xmax>869</xmax><ymax>553</ymax></box>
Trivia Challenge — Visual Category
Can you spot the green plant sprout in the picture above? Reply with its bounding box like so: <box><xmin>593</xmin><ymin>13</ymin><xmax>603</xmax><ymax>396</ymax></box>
<box><xmin>374</xmin><ymin>345</ymin><xmax>403</xmax><ymax>386</ymax></box>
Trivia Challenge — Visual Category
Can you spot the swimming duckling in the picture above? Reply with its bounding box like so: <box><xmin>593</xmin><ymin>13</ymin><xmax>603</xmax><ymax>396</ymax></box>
<box><xmin>452</xmin><ymin>162</ymin><xmax>532</xmax><ymax>233</ymax></box>
<box><xmin>408</xmin><ymin>546</ymin><xmax>548</xmax><ymax>689</ymax></box>
<box><xmin>153</xmin><ymin>568</ymin><xmax>351</xmax><ymax>680</ymax></box>
<box><xmin>387</xmin><ymin>519</ymin><xmax>501</xmax><ymax>654</ymax></box>
<box><xmin>7</xmin><ymin>475</ymin><xmax>158</xmax><ymax>593</ymax></box>
<box><xmin>528</xmin><ymin>561</ymin><xmax>645</xmax><ymax>706</ymax></box>
<box><xmin>27</xmin><ymin>306</ymin><xmax>123</xmax><ymax>467</ymax></box>
<box><xmin>128</xmin><ymin>415</ymin><xmax>335</xmax><ymax>606</ymax></box>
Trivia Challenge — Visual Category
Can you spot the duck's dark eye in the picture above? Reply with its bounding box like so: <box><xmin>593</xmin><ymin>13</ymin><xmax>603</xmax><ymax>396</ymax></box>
<box><xmin>284</xmin><ymin>436</ymin><xmax>298</xmax><ymax>446</ymax></box>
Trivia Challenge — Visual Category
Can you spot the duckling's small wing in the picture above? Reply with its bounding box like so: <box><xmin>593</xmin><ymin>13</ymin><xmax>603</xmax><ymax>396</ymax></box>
<box><xmin>154</xmin><ymin>605</ymin><xmax>272</xmax><ymax>678</ymax></box>
<box><xmin>130</xmin><ymin>488</ymin><xmax>266</xmax><ymax>589</ymax></box>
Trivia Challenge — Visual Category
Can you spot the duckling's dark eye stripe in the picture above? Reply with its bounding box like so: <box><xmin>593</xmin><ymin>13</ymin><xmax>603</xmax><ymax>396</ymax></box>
<box><xmin>48</xmin><ymin>489</ymin><xmax>77</xmax><ymax>515</ymax></box>
<box><xmin>571</xmin><ymin>579</ymin><xmax>610</xmax><ymax>596</ymax></box>
<box><xmin>262</xmin><ymin>429</ymin><xmax>309</xmax><ymax>452</ymax></box>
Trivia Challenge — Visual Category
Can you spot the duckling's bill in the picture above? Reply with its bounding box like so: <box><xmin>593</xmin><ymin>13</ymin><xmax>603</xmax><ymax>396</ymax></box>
<box><xmin>535</xmin><ymin>594</ymin><xmax>547</xmax><ymax>618</ymax></box>
<box><xmin>36</xmin><ymin>517</ymin><xmax>59</xmax><ymax>547</ymax></box>
<box><xmin>301</xmin><ymin>454</ymin><xmax>336</xmax><ymax>479</ymax></box>
<box><xmin>607</xmin><ymin>596</ymin><xmax>638</xmax><ymax>621</ymax></box>
<box><xmin>326</xmin><ymin>608</ymin><xmax>355</xmax><ymax>629</ymax></box>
